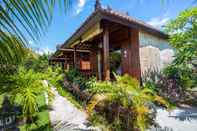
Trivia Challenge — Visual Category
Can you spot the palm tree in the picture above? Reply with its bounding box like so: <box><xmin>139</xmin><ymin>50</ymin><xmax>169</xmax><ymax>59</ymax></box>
<box><xmin>5</xmin><ymin>66</ymin><xmax>63</xmax><ymax>123</ymax></box>
<box><xmin>8</xmin><ymin>67</ymin><xmax>47</xmax><ymax>122</ymax></box>
<box><xmin>0</xmin><ymin>0</ymin><xmax>73</xmax><ymax>67</ymax></box>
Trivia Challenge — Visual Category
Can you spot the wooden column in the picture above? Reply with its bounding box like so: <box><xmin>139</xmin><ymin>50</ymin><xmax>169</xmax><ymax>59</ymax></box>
<box><xmin>121</xmin><ymin>40</ymin><xmax>130</xmax><ymax>74</ymax></box>
<box><xmin>73</xmin><ymin>47</ymin><xmax>77</xmax><ymax>68</ymax></box>
<box><xmin>97</xmin><ymin>49</ymin><xmax>102</xmax><ymax>80</ymax></box>
<box><xmin>103</xmin><ymin>24</ymin><xmax>110</xmax><ymax>80</ymax></box>
<box><xmin>128</xmin><ymin>28</ymin><xmax>141</xmax><ymax>80</ymax></box>
<box><xmin>90</xmin><ymin>49</ymin><xmax>98</xmax><ymax>77</ymax></box>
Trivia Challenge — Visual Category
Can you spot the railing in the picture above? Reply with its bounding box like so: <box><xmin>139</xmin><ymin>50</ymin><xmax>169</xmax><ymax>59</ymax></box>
<box><xmin>80</xmin><ymin>70</ymin><xmax>96</xmax><ymax>79</ymax></box>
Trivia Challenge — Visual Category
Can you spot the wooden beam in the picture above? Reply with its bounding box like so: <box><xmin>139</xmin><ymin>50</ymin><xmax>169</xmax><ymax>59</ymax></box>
<box><xmin>49</xmin><ymin>58</ymin><xmax>66</xmax><ymax>61</ymax></box>
<box><xmin>102</xmin><ymin>15</ymin><xmax>168</xmax><ymax>39</ymax></box>
<box><xmin>103</xmin><ymin>23</ymin><xmax>110</xmax><ymax>80</ymax></box>
<box><xmin>59</xmin><ymin>48</ymin><xmax>90</xmax><ymax>53</ymax></box>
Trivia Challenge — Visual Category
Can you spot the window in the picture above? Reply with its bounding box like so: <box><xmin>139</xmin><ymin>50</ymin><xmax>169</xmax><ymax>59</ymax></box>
<box><xmin>80</xmin><ymin>60</ymin><xmax>91</xmax><ymax>70</ymax></box>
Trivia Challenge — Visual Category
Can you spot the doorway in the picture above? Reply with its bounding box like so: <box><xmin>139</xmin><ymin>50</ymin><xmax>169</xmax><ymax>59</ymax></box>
<box><xmin>109</xmin><ymin>48</ymin><xmax>122</xmax><ymax>79</ymax></box>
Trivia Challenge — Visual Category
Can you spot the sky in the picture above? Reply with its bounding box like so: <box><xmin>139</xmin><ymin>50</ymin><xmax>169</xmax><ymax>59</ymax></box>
<box><xmin>31</xmin><ymin>0</ymin><xmax>196</xmax><ymax>54</ymax></box>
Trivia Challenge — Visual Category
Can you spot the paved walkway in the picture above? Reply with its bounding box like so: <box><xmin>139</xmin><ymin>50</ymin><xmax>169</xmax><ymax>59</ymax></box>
<box><xmin>47</xmin><ymin>84</ymin><xmax>99</xmax><ymax>131</ymax></box>
<box><xmin>151</xmin><ymin>105</ymin><xmax>197</xmax><ymax>131</ymax></box>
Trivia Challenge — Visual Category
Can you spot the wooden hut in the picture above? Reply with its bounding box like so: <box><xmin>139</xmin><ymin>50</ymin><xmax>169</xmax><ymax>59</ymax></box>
<box><xmin>50</xmin><ymin>0</ymin><xmax>169</xmax><ymax>81</ymax></box>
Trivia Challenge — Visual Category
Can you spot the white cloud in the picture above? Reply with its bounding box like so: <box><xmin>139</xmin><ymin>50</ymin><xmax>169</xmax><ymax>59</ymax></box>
<box><xmin>147</xmin><ymin>17</ymin><xmax>170</xmax><ymax>29</ymax></box>
<box><xmin>76</xmin><ymin>0</ymin><xmax>86</xmax><ymax>15</ymax></box>
<box><xmin>36</xmin><ymin>47</ymin><xmax>54</xmax><ymax>55</ymax></box>
<box><xmin>28</xmin><ymin>40</ymin><xmax>34</xmax><ymax>45</ymax></box>
<box><xmin>78</xmin><ymin>0</ymin><xmax>86</xmax><ymax>7</ymax></box>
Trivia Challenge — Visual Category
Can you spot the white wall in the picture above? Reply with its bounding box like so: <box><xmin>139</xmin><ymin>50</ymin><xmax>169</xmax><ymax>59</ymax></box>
<box><xmin>139</xmin><ymin>31</ymin><xmax>174</xmax><ymax>74</ymax></box>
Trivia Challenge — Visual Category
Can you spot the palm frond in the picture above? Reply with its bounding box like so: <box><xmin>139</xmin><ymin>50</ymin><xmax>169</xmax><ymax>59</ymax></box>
<box><xmin>0</xmin><ymin>0</ymin><xmax>73</xmax><ymax>66</ymax></box>
<box><xmin>0</xmin><ymin>31</ymin><xmax>25</xmax><ymax>66</ymax></box>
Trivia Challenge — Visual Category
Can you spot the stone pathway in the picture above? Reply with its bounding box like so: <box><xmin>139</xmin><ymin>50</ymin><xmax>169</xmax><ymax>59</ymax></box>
<box><xmin>48</xmin><ymin>85</ymin><xmax>99</xmax><ymax>131</ymax></box>
<box><xmin>46</xmin><ymin>81</ymin><xmax>197</xmax><ymax>131</ymax></box>
<box><xmin>151</xmin><ymin>105</ymin><xmax>197</xmax><ymax>131</ymax></box>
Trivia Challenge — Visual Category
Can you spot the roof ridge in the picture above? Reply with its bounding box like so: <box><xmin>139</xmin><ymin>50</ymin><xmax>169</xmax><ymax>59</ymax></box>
<box><xmin>99</xmin><ymin>7</ymin><xmax>163</xmax><ymax>33</ymax></box>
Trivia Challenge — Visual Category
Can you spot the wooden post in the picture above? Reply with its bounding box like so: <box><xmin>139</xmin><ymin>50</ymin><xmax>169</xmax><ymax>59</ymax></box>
<box><xmin>129</xmin><ymin>28</ymin><xmax>141</xmax><ymax>81</ymax></box>
<box><xmin>97</xmin><ymin>49</ymin><xmax>102</xmax><ymax>80</ymax></box>
<box><xmin>103</xmin><ymin>24</ymin><xmax>110</xmax><ymax>80</ymax></box>
<box><xmin>90</xmin><ymin>48</ymin><xmax>98</xmax><ymax>78</ymax></box>
<box><xmin>73</xmin><ymin>47</ymin><xmax>77</xmax><ymax>68</ymax></box>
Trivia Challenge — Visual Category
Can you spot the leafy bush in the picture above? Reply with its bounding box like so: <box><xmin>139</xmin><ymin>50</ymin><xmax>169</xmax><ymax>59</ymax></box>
<box><xmin>86</xmin><ymin>74</ymin><xmax>169</xmax><ymax>131</ymax></box>
<box><xmin>6</xmin><ymin>67</ymin><xmax>48</xmax><ymax>123</ymax></box>
<box><xmin>164</xmin><ymin>64</ymin><xmax>197</xmax><ymax>89</ymax></box>
<box><xmin>165</xmin><ymin>7</ymin><xmax>197</xmax><ymax>66</ymax></box>
<box><xmin>141</xmin><ymin>7</ymin><xmax>197</xmax><ymax>106</ymax></box>
<box><xmin>164</xmin><ymin>7</ymin><xmax>197</xmax><ymax>90</ymax></box>
<box><xmin>65</xmin><ymin>68</ymin><xmax>81</xmax><ymax>82</ymax></box>
<box><xmin>89</xmin><ymin>112</ymin><xmax>124</xmax><ymax>131</ymax></box>
<box><xmin>65</xmin><ymin>68</ymin><xmax>94</xmax><ymax>90</ymax></box>
<box><xmin>22</xmin><ymin>49</ymin><xmax>52</xmax><ymax>73</ymax></box>
<box><xmin>88</xmin><ymin>112</ymin><xmax>112</xmax><ymax>131</ymax></box>
<box><xmin>0</xmin><ymin>66</ymin><xmax>64</xmax><ymax>126</ymax></box>
<box><xmin>110</xmin><ymin>51</ymin><xmax>121</xmax><ymax>73</ymax></box>
<box><xmin>142</xmin><ymin>69</ymin><xmax>185</xmax><ymax>104</ymax></box>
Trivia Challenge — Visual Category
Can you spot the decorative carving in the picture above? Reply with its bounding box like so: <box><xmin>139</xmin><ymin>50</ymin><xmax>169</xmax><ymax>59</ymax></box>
<box><xmin>107</xmin><ymin>5</ymin><xmax>112</xmax><ymax>11</ymax></box>
<box><xmin>95</xmin><ymin>0</ymin><xmax>101</xmax><ymax>10</ymax></box>
<box><xmin>0</xmin><ymin>96</ymin><xmax>21</xmax><ymax>130</ymax></box>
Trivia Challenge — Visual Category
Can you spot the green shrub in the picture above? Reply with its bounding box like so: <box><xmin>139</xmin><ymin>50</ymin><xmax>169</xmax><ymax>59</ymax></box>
<box><xmin>164</xmin><ymin>64</ymin><xmax>197</xmax><ymax>89</ymax></box>
<box><xmin>86</xmin><ymin>74</ymin><xmax>169</xmax><ymax>131</ymax></box>
<box><xmin>65</xmin><ymin>68</ymin><xmax>95</xmax><ymax>90</ymax></box>
<box><xmin>89</xmin><ymin>112</ymin><xmax>120</xmax><ymax>131</ymax></box>
<box><xmin>164</xmin><ymin>7</ymin><xmax>197</xmax><ymax>90</ymax></box>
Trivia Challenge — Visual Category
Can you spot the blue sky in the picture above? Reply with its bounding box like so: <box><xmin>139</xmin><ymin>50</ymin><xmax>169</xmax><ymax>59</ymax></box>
<box><xmin>31</xmin><ymin>0</ymin><xmax>196</xmax><ymax>54</ymax></box>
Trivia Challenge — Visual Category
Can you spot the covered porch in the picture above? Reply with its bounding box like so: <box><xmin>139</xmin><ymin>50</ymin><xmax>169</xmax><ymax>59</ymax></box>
<box><xmin>50</xmin><ymin>1</ymin><xmax>168</xmax><ymax>81</ymax></box>
<box><xmin>50</xmin><ymin>19</ymin><xmax>141</xmax><ymax>81</ymax></box>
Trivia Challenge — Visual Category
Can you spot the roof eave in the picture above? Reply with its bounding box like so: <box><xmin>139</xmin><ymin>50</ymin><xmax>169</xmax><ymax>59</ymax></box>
<box><xmin>52</xmin><ymin>8</ymin><xmax>169</xmax><ymax>58</ymax></box>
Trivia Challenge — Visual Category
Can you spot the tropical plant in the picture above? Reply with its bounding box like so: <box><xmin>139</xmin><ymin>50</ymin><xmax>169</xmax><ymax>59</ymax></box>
<box><xmin>166</xmin><ymin>7</ymin><xmax>197</xmax><ymax>65</ymax></box>
<box><xmin>0</xmin><ymin>0</ymin><xmax>73</xmax><ymax>69</ymax></box>
<box><xmin>23</xmin><ymin>51</ymin><xmax>52</xmax><ymax>73</ymax></box>
<box><xmin>5</xmin><ymin>67</ymin><xmax>48</xmax><ymax>123</ymax></box>
<box><xmin>0</xmin><ymin>32</ymin><xmax>25</xmax><ymax>67</ymax></box>
<box><xmin>87</xmin><ymin>74</ymin><xmax>169</xmax><ymax>131</ymax></box>
<box><xmin>46</xmin><ymin>66</ymin><xmax>65</xmax><ymax>89</ymax></box>
<box><xmin>110</xmin><ymin>51</ymin><xmax>121</xmax><ymax>74</ymax></box>
<box><xmin>141</xmin><ymin>7</ymin><xmax>197</xmax><ymax>105</ymax></box>
<box><xmin>0</xmin><ymin>66</ymin><xmax>64</xmax><ymax>124</ymax></box>
<box><xmin>65</xmin><ymin>68</ymin><xmax>91</xmax><ymax>90</ymax></box>
<box><xmin>142</xmin><ymin>69</ymin><xmax>185</xmax><ymax>104</ymax></box>
<box><xmin>88</xmin><ymin>112</ymin><xmax>112</xmax><ymax>131</ymax></box>
<box><xmin>164</xmin><ymin>7</ymin><xmax>197</xmax><ymax>89</ymax></box>
<box><xmin>65</xmin><ymin>68</ymin><xmax>81</xmax><ymax>82</ymax></box>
